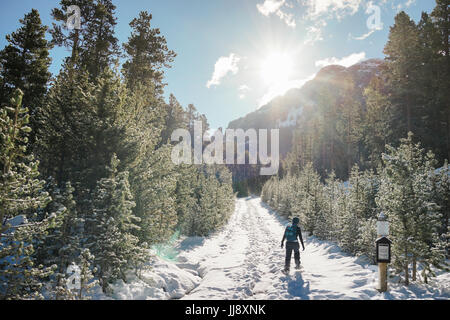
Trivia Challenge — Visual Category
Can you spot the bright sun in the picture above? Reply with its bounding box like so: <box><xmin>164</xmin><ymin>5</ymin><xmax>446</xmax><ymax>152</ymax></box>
<box><xmin>260</xmin><ymin>53</ymin><xmax>293</xmax><ymax>85</ymax></box>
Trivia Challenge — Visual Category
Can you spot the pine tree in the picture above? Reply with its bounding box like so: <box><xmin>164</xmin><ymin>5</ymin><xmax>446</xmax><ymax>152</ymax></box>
<box><xmin>85</xmin><ymin>154</ymin><xmax>147</xmax><ymax>294</ymax></box>
<box><xmin>431</xmin><ymin>161</ymin><xmax>449</xmax><ymax>254</ymax></box>
<box><xmin>412</xmin><ymin>161</ymin><xmax>448</xmax><ymax>283</ymax></box>
<box><xmin>34</xmin><ymin>180</ymin><xmax>84</xmax><ymax>299</ymax></box>
<box><xmin>0</xmin><ymin>9</ymin><xmax>52</xmax><ymax>144</ymax></box>
<box><xmin>51</xmin><ymin>0</ymin><xmax>120</xmax><ymax>80</ymax></box>
<box><xmin>122</xmin><ymin>11</ymin><xmax>176</xmax><ymax>94</ymax></box>
<box><xmin>383</xmin><ymin>11</ymin><xmax>421</xmax><ymax>137</ymax></box>
<box><xmin>75</xmin><ymin>248</ymin><xmax>98</xmax><ymax>300</ymax></box>
<box><xmin>339</xmin><ymin>165</ymin><xmax>365</xmax><ymax>254</ymax></box>
<box><xmin>336</xmin><ymin>76</ymin><xmax>363</xmax><ymax>178</ymax></box>
<box><xmin>0</xmin><ymin>89</ymin><xmax>55</xmax><ymax>299</ymax></box>
<box><xmin>363</xmin><ymin>76</ymin><xmax>394</xmax><ymax>169</ymax></box>
<box><xmin>317</xmin><ymin>171</ymin><xmax>341</xmax><ymax>241</ymax></box>
<box><xmin>431</xmin><ymin>0</ymin><xmax>450</xmax><ymax>162</ymax></box>
<box><xmin>39</xmin><ymin>65</ymin><xmax>148</xmax><ymax>192</ymax></box>
<box><xmin>175</xmin><ymin>164</ymin><xmax>200</xmax><ymax>234</ymax></box>
<box><xmin>133</xmin><ymin>145</ymin><xmax>178</xmax><ymax>244</ymax></box>
<box><xmin>37</xmin><ymin>62</ymin><xmax>93</xmax><ymax>188</ymax></box>
<box><xmin>293</xmin><ymin>163</ymin><xmax>323</xmax><ymax>236</ymax></box>
<box><xmin>357</xmin><ymin>218</ymin><xmax>378</xmax><ymax>264</ymax></box>
<box><xmin>414</xmin><ymin>11</ymin><xmax>448</xmax><ymax>164</ymax></box>
<box><xmin>160</xmin><ymin>94</ymin><xmax>187</xmax><ymax>145</ymax></box>
<box><xmin>377</xmin><ymin>133</ymin><xmax>447</xmax><ymax>284</ymax></box>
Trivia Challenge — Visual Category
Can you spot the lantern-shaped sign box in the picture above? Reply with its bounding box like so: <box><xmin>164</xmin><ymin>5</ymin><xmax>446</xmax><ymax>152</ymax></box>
<box><xmin>376</xmin><ymin>237</ymin><xmax>392</xmax><ymax>263</ymax></box>
<box><xmin>377</xmin><ymin>212</ymin><xmax>389</xmax><ymax>237</ymax></box>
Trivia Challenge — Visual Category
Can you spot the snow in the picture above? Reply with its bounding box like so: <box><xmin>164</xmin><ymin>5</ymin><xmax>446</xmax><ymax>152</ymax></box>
<box><xmin>6</xmin><ymin>215</ymin><xmax>28</xmax><ymax>228</ymax></box>
<box><xmin>277</xmin><ymin>107</ymin><xmax>303</xmax><ymax>128</ymax></box>
<box><xmin>435</xmin><ymin>166</ymin><xmax>450</xmax><ymax>176</ymax></box>
<box><xmin>106</xmin><ymin>258</ymin><xmax>201</xmax><ymax>300</ymax></box>
<box><xmin>97</xmin><ymin>197</ymin><xmax>449</xmax><ymax>300</ymax></box>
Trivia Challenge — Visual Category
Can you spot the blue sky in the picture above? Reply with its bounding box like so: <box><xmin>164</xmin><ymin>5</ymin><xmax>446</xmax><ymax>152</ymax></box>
<box><xmin>0</xmin><ymin>0</ymin><xmax>436</xmax><ymax>130</ymax></box>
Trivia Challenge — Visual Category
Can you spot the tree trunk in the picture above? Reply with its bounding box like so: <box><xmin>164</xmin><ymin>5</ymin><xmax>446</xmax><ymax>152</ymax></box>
<box><xmin>71</xmin><ymin>29</ymin><xmax>79</xmax><ymax>63</ymax></box>
<box><xmin>447</xmin><ymin>108</ymin><xmax>450</xmax><ymax>162</ymax></box>
<box><xmin>407</xmin><ymin>103</ymin><xmax>411</xmax><ymax>134</ymax></box>
<box><xmin>404</xmin><ymin>248</ymin><xmax>409</xmax><ymax>285</ymax></box>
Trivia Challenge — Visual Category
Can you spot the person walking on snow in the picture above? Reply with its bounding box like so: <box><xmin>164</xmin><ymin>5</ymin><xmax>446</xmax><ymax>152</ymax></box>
<box><xmin>281</xmin><ymin>217</ymin><xmax>305</xmax><ymax>273</ymax></box>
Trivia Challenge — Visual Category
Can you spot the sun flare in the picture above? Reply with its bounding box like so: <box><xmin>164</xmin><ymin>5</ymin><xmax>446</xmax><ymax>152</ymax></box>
<box><xmin>260</xmin><ymin>53</ymin><xmax>293</xmax><ymax>85</ymax></box>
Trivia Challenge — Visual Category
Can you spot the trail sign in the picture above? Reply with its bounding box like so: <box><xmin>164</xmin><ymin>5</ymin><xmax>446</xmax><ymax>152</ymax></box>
<box><xmin>376</xmin><ymin>237</ymin><xmax>392</xmax><ymax>263</ymax></box>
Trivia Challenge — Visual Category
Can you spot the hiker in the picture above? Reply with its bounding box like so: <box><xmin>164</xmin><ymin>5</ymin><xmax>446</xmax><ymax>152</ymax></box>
<box><xmin>281</xmin><ymin>217</ymin><xmax>305</xmax><ymax>273</ymax></box>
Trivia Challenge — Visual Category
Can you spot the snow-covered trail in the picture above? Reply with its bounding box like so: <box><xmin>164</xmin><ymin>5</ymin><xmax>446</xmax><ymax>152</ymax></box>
<box><xmin>106</xmin><ymin>197</ymin><xmax>448</xmax><ymax>300</ymax></box>
<box><xmin>177</xmin><ymin>197</ymin><xmax>382</xmax><ymax>300</ymax></box>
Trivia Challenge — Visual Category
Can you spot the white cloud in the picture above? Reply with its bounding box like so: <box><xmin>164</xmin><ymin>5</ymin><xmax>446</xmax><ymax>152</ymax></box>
<box><xmin>206</xmin><ymin>53</ymin><xmax>241</xmax><ymax>88</ymax></box>
<box><xmin>238</xmin><ymin>85</ymin><xmax>251</xmax><ymax>99</ymax></box>
<box><xmin>276</xmin><ymin>10</ymin><xmax>296</xmax><ymax>28</ymax></box>
<box><xmin>304</xmin><ymin>26</ymin><xmax>323</xmax><ymax>45</ymax></box>
<box><xmin>257</xmin><ymin>0</ymin><xmax>285</xmax><ymax>15</ymax></box>
<box><xmin>351</xmin><ymin>29</ymin><xmax>375</xmax><ymax>40</ymax></box>
<box><xmin>395</xmin><ymin>0</ymin><xmax>416</xmax><ymax>10</ymax></box>
<box><xmin>305</xmin><ymin>0</ymin><xmax>363</xmax><ymax>20</ymax></box>
<box><xmin>391</xmin><ymin>0</ymin><xmax>416</xmax><ymax>11</ymax></box>
<box><xmin>315</xmin><ymin>52</ymin><xmax>366</xmax><ymax>68</ymax></box>
<box><xmin>256</xmin><ymin>0</ymin><xmax>296</xmax><ymax>28</ymax></box>
<box><xmin>303</xmin><ymin>20</ymin><xmax>327</xmax><ymax>45</ymax></box>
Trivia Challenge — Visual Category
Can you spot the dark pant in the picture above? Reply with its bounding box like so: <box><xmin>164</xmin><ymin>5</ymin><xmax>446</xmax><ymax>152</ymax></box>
<box><xmin>285</xmin><ymin>242</ymin><xmax>300</xmax><ymax>270</ymax></box>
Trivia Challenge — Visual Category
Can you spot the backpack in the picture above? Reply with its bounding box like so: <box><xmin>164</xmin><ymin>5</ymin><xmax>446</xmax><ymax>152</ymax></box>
<box><xmin>285</xmin><ymin>224</ymin><xmax>298</xmax><ymax>242</ymax></box>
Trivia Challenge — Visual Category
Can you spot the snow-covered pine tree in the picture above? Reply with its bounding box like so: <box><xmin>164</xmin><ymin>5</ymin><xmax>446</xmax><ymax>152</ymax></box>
<box><xmin>316</xmin><ymin>171</ymin><xmax>340</xmax><ymax>241</ymax></box>
<box><xmin>134</xmin><ymin>144</ymin><xmax>178</xmax><ymax>244</ymax></box>
<box><xmin>0</xmin><ymin>89</ymin><xmax>56</xmax><ymax>299</ymax></box>
<box><xmin>265</xmin><ymin>177</ymin><xmax>278</xmax><ymax>208</ymax></box>
<box><xmin>431</xmin><ymin>161</ymin><xmax>449</xmax><ymax>260</ymax></box>
<box><xmin>261</xmin><ymin>177</ymin><xmax>273</xmax><ymax>204</ymax></box>
<box><xmin>277</xmin><ymin>176</ymin><xmax>294</xmax><ymax>218</ymax></box>
<box><xmin>85</xmin><ymin>154</ymin><xmax>147</xmax><ymax>294</ymax></box>
<box><xmin>287</xmin><ymin>174</ymin><xmax>301</xmax><ymax>219</ymax></box>
<box><xmin>340</xmin><ymin>165</ymin><xmax>378</xmax><ymax>255</ymax></box>
<box><xmin>74</xmin><ymin>248</ymin><xmax>98</xmax><ymax>300</ymax></box>
<box><xmin>377</xmin><ymin>133</ymin><xmax>446</xmax><ymax>284</ymax></box>
<box><xmin>34</xmin><ymin>179</ymin><xmax>84</xmax><ymax>299</ymax></box>
<box><xmin>208</xmin><ymin>165</ymin><xmax>235</xmax><ymax>230</ymax></box>
<box><xmin>297</xmin><ymin>163</ymin><xmax>323</xmax><ymax>236</ymax></box>
<box><xmin>412</xmin><ymin>153</ymin><xmax>448</xmax><ymax>283</ymax></box>
<box><xmin>269</xmin><ymin>176</ymin><xmax>281</xmax><ymax>210</ymax></box>
<box><xmin>178</xmin><ymin>164</ymin><xmax>234</xmax><ymax>237</ymax></box>
<box><xmin>196</xmin><ymin>173</ymin><xmax>220</xmax><ymax>236</ymax></box>
<box><xmin>216</xmin><ymin>166</ymin><xmax>235</xmax><ymax>220</ymax></box>
<box><xmin>357</xmin><ymin>218</ymin><xmax>378</xmax><ymax>264</ymax></box>
<box><xmin>175</xmin><ymin>164</ymin><xmax>198</xmax><ymax>233</ymax></box>
<box><xmin>339</xmin><ymin>165</ymin><xmax>363</xmax><ymax>254</ymax></box>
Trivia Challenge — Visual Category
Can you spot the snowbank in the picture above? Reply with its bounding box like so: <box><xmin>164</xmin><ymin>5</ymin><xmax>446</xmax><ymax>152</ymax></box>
<box><xmin>92</xmin><ymin>255</ymin><xmax>202</xmax><ymax>300</ymax></box>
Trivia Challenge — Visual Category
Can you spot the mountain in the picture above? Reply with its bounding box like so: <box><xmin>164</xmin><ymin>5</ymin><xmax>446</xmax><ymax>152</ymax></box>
<box><xmin>227</xmin><ymin>59</ymin><xmax>384</xmax><ymax>157</ymax></box>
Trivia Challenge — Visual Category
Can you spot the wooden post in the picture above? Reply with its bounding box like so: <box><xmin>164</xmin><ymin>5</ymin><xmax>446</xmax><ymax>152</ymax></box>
<box><xmin>376</xmin><ymin>213</ymin><xmax>390</xmax><ymax>293</ymax></box>
<box><xmin>378</xmin><ymin>262</ymin><xmax>388</xmax><ymax>292</ymax></box>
